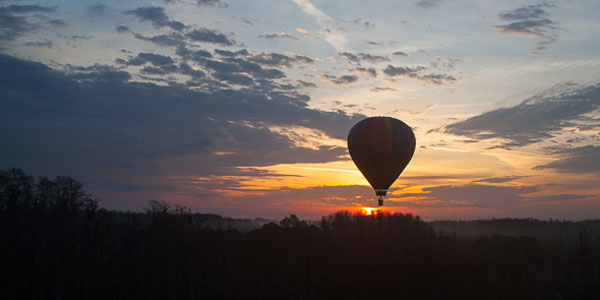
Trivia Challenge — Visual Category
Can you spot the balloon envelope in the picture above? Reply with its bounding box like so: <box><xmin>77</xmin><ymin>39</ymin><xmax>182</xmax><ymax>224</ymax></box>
<box><xmin>347</xmin><ymin>117</ymin><xmax>415</xmax><ymax>196</ymax></box>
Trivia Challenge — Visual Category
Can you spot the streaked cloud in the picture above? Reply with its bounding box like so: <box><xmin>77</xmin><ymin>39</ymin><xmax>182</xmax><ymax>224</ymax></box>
<box><xmin>320</xmin><ymin>73</ymin><xmax>359</xmax><ymax>87</ymax></box>
<box><xmin>337</xmin><ymin>17</ymin><xmax>375</xmax><ymax>29</ymax></box>
<box><xmin>297</xmin><ymin>80</ymin><xmax>318</xmax><ymax>88</ymax></box>
<box><xmin>0</xmin><ymin>54</ymin><xmax>366</xmax><ymax>204</ymax></box>
<box><xmin>354</xmin><ymin>66</ymin><xmax>377</xmax><ymax>78</ymax></box>
<box><xmin>338</xmin><ymin>52</ymin><xmax>389</xmax><ymax>64</ymax></box>
<box><xmin>382</xmin><ymin>64</ymin><xmax>456</xmax><ymax>85</ymax></box>
<box><xmin>370</xmin><ymin>87</ymin><xmax>396</xmax><ymax>93</ymax></box>
<box><xmin>186</xmin><ymin>28</ymin><xmax>235</xmax><ymax>46</ymax></box>
<box><xmin>421</xmin><ymin>184</ymin><xmax>539</xmax><ymax>207</ymax></box>
<box><xmin>416</xmin><ymin>0</ymin><xmax>442</xmax><ymax>10</ymax></box>
<box><xmin>444</xmin><ymin>83</ymin><xmax>600</xmax><ymax>148</ymax></box>
<box><xmin>0</xmin><ymin>4</ymin><xmax>58</xmax><ymax>44</ymax></box>
<box><xmin>535</xmin><ymin>145</ymin><xmax>600</xmax><ymax>174</ymax></box>
<box><xmin>24</xmin><ymin>39</ymin><xmax>53</xmax><ymax>48</ymax></box>
<box><xmin>473</xmin><ymin>176</ymin><xmax>527</xmax><ymax>184</ymax></box>
<box><xmin>124</xmin><ymin>6</ymin><xmax>185</xmax><ymax>31</ymax></box>
<box><xmin>195</xmin><ymin>0</ymin><xmax>228</xmax><ymax>7</ymax></box>
<box><xmin>492</xmin><ymin>4</ymin><xmax>558</xmax><ymax>54</ymax></box>
<box><xmin>289</xmin><ymin>0</ymin><xmax>347</xmax><ymax>50</ymax></box>
<box><xmin>258</xmin><ymin>32</ymin><xmax>299</xmax><ymax>40</ymax></box>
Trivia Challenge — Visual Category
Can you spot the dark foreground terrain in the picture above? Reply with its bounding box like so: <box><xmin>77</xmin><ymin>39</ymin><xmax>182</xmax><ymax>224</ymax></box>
<box><xmin>2</xmin><ymin>168</ymin><xmax>600</xmax><ymax>299</ymax></box>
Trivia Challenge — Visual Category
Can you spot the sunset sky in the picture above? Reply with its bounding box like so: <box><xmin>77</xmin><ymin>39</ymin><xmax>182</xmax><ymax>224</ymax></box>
<box><xmin>1</xmin><ymin>0</ymin><xmax>599</xmax><ymax>220</ymax></box>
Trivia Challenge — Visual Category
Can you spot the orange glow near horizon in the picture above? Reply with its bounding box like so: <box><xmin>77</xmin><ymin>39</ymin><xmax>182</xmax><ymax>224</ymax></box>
<box><xmin>359</xmin><ymin>207</ymin><xmax>380</xmax><ymax>216</ymax></box>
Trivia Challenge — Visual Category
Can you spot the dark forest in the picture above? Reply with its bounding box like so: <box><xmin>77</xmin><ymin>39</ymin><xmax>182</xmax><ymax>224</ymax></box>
<box><xmin>2</xmin><ymin>168</ymin><xmax>599</xmax><ymax>299</ymax></box>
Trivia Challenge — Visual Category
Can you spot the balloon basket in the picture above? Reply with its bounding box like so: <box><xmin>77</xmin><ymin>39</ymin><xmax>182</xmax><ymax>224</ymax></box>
<box><xmin>378</xmin><ymin>196</ymin><xmax>383</xmax><ymax>206</ymax></box>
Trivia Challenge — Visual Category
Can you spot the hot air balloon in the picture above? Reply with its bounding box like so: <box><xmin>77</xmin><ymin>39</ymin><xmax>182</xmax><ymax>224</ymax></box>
<box><xmin>347</xmin><ymin>117</ymin><xmax>416</xmax><ymax>206</ymax></box>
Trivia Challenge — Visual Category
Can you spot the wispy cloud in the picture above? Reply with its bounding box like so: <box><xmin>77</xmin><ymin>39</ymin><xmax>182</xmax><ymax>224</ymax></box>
<box><xmin>370</xmin><ymin>87</ymin><xmax>396</xmax><ymax>93</ymax></box>
<box><xmin>535</xmin><ymin>145</ymin><xmax>600</xmax><ymax>174</ymax></box>
<box><xmin>0</xmin><ymin>54</ymin><xmax>366</xmax><ymax>203</ymax></box>
<box><xmin>124</xmin><ymin>6</ymin><xmax>185</xmax><ymax>31</ymax></box>
<box><xmin>258</xmin><ymin>32</ymin><xmax>299</xmax><ymax>40</ymax></box>
<box><xmin>337</xmin><ymin>17</ymin><xmax>375</xmax><ymax>29</ymax></box>
<box><xmin>186</xmin><ymin>28</ymin><xmax>235</xmax><ymax>45</ymax></box>
<box><xmin>289</xmin><ymin>0</ymin><xmax>347</xmax><ymax>50</ymax></box>
<box><xmin>297</xmin><ymin>80</ymin><xmax>317</xmax><ymax>88</ymax></box>
<box><xmin>416</xmin><ymin>0</ymin><xmax>442</xmax><ymax>10</ymax></box>
<box><xmin>382</xmin><ymin>64</ymin><xmax>456</xmax><ymax>85</ymax></box>
<box><xmin>0</xmin><ymin>4</ymin><xmax>59</xmax><ymax>45</ymax></box>
<box><xmin>338</xmin><ymin>52</ymin><xmax>389</xmax><ymax>64</ymax></box>
<box><xmin>492</xmin><ymin>4</ymin><xmax>558</xmax><ymax>54</ymax></box>
<box><xmin>444</xmin><ymin>82</ymin><xmax>600</xmax><ymax>148</ymax></box>
<box><xmin>319</xmin><ymin>73</ymin><xmax>359</xmax><ymax>88</ymax></box>
<box><xmin>195</xmin><ymin>0</ymin><xmax>228</xmax><ymax>8</ymax></box>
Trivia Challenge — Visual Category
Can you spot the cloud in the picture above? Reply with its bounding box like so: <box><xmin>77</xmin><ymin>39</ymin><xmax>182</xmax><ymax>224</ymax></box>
<box><xmin>289</xmin><ymin>0</ymin><xmax>347</xmax><ymax>50</ymax></box>
<box><xmin>297</xmin><ymin>80</ymin><xmax>317</xmax><ymax>88</ymax></box>
<box><xmin>86</xmin><ymin>4</ymin><xmax>108</xmax><ymax>15</ymax></box>
<box><xmin>117</xmin><ymin>52</ymin><xmax>175</xmax><ymax>66</ymax></box>
<box><xmin>421</xmin><ymin>184</ymin><xmax>539</xmax><ymax>207</ymax></box>
<box><xmin>0</xmin><ymin>4</ymin><xmax>58</xmax><ymax>44</ymax></box>
<box><xmin>320</xmin><ymin>74</ymin><xmax>358</xmax><ymax>87</ymax></box>
<box><xmin>188</xmin><ymin>55</ymin><xmax>286</xmax><ymax>81</ymax></box>
<box><xmin>473</xmin><ymin>176</ymin><xmax>526</xmax><ymax>184</ymax></box>
<box><xmin>48</xmin><ymin>19</ymin><xmax>68</xmax><ymax>28</ymax></box>
<box><xmin>382</xmin><ymin>65</ymin><xmax>426</xmax><ymax>77</ymax></box>
<box><xmin>134</xmin><ymin>32</ymin><xmax>186</xmax><ymax>47</ymax></box>
<box><xmin>246</xmin><ymin>52</ymin><xmax>313</xmax><ymax>67</ymax></box>
<box><xmin>358</xmin><ymin>53</ymin><xmax>389</xmax><ymax>64</ymax></box>
<box><xmin>177</xmin><ymin>45</ymin><xmax>213</xmax><ymax>60</ymax></box>
<box><xmin>492</xmin><ymin>4</ymin><xmax>558</xmax><ymax>53</ymax></box>
<box><xmin>296</xmin><ymin>28</ymin><xmax>310</xmax><ymax>35</ymax></box>
<box><xmin>115</xmin><ymin>25</ymin><xmax>130</xmax><ymax>33</ymax></box>
<box><xmin>290</xmin><ymin>0</ymin><xmax>331</xmax><ymax>24</ymax></box>
<box><xmin>354</xmin><ymin>67</ymin><xmax>377</xmax><ymax>78</ymax></box>
<box><xmin>185</xmin><ymin>28</ymin><xmax>234</xmax><ymax>46</ymax></box>
<box><xmin>338</xmin><ymin>52</ymin><xmax>358</xmax><ymax>62</ymax></box>
<box><xmin>535</xmin><ymin>145</ymin><xmax>600</xmax><ymax>174</ymax></box>
<box><xmin>444</xmin><ymin>83</ymin><xmax>600</xmax><ymax>147</ymax></box>
<box><xmin>494</xmin><ymin>19</ymin><xmax>555</xmax><ymax>37</ymax></box>
<box><xmin>0</xmin><ymin>54</ymin><xmax>366</xmax><ymax>207</ymax></box>
<box><xmin>24</xmin><ymin>39</ymin><xmax>53</xmax><ymax>48</ymax></box>
<box><xmin>381</xmin><ymin>64</ymin><xmax>457</xmax><ymax>85</ymax></box>
<box><xmin>214</xmin><ymin>48</ymin><xmax>248</xmax><ymax>57</ymax></box>
<box><xmin>497</xmin><ymin>4</ymin><xmax>552</xmax><ymax>21</ymax></box>
<box><xmin>393</xmin><ymin>51</ymin><xmax>408</xmax><ymax>56</ymax></box>
<box><xmin>333</xmin><ymin>75</ymin><xmax>358</xmax><ymax>85</ymax></box>
<box><xmin>529</xmin><ymin>193</ymin><xmax>590</xmax><ymax>202</ymax></box>
<box><xmin>124</xmin><ymin>6</ymin><xmax>185</xmax><ymax>31</ymax></box>
<box><xmin>195</xmin><ymin>0</ymin><xmax>228</xmax><ymax>7</ymax></box>
<box><xmin>429</xmin><ymin>56</ymin><xmax>462</xmax><ymax>70</ymax></box>
<box><xmin>258</xmin><ymin>32</ymin><xmax>299</xmax><ymax>40</ymax></box>
<box><xmin>0</xmin><ymin>4</ymin><xmax>55</xmax><ymax>14</ymax></box>
<box><xmin>212</xmin><ymin>72</ymin><xmax>254</xmax><ymax>86</ymax></box>
<box><xmin>338</xmin><ymin>17</ymin><xmax>375</xmax><ymax>29</ymax></box>
<box><xmin>419</xmin><ymin>73</ymin><xmax>457</xmax><ymax>85</ymax></box>
<box><xmin>338</xmin><ymin>52</ymin><xmax>389</xmax><ymax>64</ymax></box>
<box><xmin>416</xmin><ymin>0</ymin><xmax>442</xmax><ymax>10</ymax></box>
<box><xmin>370</xmin><ymin>87</ymin><xmax>396</xmax><ymax>93</ymax></box>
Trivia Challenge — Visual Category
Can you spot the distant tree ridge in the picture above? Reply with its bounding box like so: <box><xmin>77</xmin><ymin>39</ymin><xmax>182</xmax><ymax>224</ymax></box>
<box><xmin>1</xmin><ymin>168</ymin><xmax>599</xmax><ymax>299</ymax></box>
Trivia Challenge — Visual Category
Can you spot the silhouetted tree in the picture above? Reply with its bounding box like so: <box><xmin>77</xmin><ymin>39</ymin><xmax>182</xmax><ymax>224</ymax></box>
<box><xmin>2</xmin><ymin>168</ymin><xmax>600</xmax><ymax>299</ymax></box>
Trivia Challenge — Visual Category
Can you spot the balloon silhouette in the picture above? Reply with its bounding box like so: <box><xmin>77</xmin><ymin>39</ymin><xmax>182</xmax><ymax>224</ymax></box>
<box><xmin>347</xmin><ymin>117</ymin><xmax>416</xmax><ymax>206</ymax></box>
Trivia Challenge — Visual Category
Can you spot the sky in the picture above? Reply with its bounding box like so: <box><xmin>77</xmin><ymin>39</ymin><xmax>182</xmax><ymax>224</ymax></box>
<box><xmin>1</xmin><ymin>0</ymin><xmax>599</xmax><ymax>220</ymax></box>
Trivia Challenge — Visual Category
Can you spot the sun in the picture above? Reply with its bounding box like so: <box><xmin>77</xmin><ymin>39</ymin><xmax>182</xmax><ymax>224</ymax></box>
<box><xmin>360</xmin><ymin>207</ymin><xmax>379</xmax><ymax>216</ymax></box>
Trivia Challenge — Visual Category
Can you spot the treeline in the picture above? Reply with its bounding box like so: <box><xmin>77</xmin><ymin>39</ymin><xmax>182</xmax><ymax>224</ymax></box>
<box><xmin>1</xmin><ymin>168</ymin><xmax>600</xmax><ymax>299</ymax></box>
<box><xmin>431</xmin><ymin>218</ymin><xmax>600</xmax><ymax>241</ymax></box>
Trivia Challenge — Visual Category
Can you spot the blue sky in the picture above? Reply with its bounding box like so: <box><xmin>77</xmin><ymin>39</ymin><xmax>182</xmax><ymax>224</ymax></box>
<box><xmin>1</xmin><ymin>0</ymin><xmax>600</xmax><ymax>219</ymax></box>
